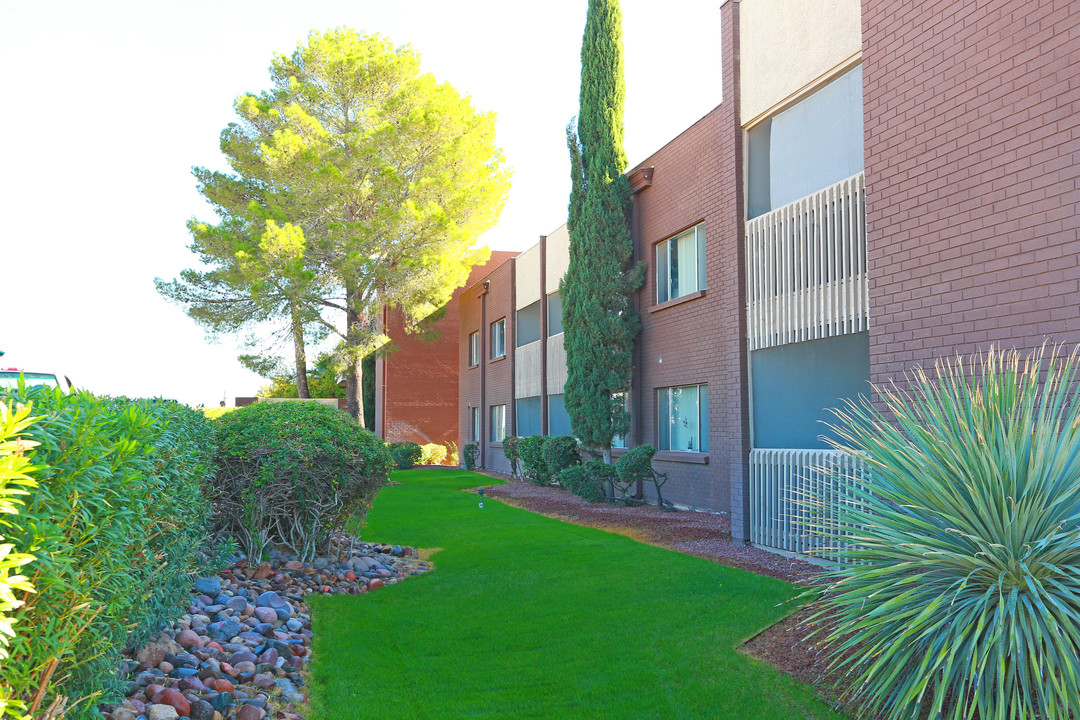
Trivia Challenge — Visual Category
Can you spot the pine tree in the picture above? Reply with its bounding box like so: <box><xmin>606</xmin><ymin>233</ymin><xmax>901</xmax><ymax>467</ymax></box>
<box><xmin>562</xmin><ymin>0</ymin><xmax>644</xmax><ymax>462</ymax></box>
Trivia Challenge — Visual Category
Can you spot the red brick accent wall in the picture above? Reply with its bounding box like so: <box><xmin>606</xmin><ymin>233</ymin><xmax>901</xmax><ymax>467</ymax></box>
<box><xmin>378</xmin><ymin>251</ymin><xmax>517</xmax><ymax>449</ymax></box>
<box><xmin>864</xmin><ymin>0</ymin><xmax>1080</xmax><ymax>383</ymax></box>
<box><xmin>631</xmin><ymin>0</ymin><xmax>746</xmax><ymax>521</ymax></box>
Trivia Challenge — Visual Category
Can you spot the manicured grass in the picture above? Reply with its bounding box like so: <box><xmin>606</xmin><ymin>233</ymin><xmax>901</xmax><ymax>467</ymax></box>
<box><xmin>311</xmin><ymin>469</ymin><xmax>844</xmax><ymax>719</ymax></box>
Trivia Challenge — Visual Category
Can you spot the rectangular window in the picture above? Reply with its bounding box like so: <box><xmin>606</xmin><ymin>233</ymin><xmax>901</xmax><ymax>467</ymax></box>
<box><xmin>548</xmin><ymin>394</ymin><xmax>572</xmax><ymax>436</ymax></box>
<box><xmin>468</xmin><ymin>332</ymin><xmax>479</xmax><ymax>367</ymax></box>
<box><xmin>656</xmin><ymin>224</ymin><xmax>706</xmax><ymax>304</ymax></box>
<box><xmin>490</xmin><ymin>318</ymin><xmax>506</xmax><ymax>358</ymax></box>
<box><xmin>515</xmin><ymin>396</ymin><xmax>542</xmax><ymax>437</ymax></box>
<box><xmin>658</xmin><ymin>384</ymin><xmax>709</xmax><ymax>453</ymax></box>
<box><xmin>547</xmin><ymin>292</ymin><xmax>564</xmax><ymax>336</ymax></box>
<box><xmin>611</xmin><ymin>391</ymin><xmax>629</xmax><ymax>449</ymax></box>
<box><xmin>490</xmin><ymin>404</ymin><xmax>506</xmax><ymax>443</ymax></box>
<box><xmin>516</xmin><ymin>302</ymin><xmax>541</xmax><ymax>346</ymax></box>
<box><xmin>747</xmin><ymin>64</ymin><xmax>864</xmax><ymax>219</ymax></box>
<box><xmin>470</xmin><ymin>406</ymin><xmax>481</xmax><ymax>443</ymax></box>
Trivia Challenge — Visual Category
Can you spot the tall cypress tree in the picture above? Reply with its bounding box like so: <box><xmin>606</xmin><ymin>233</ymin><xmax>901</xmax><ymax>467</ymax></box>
<box><xmin>562</xmin><ymin>0</ymin><xmax>644</xmax><ymax>463</ymax></box>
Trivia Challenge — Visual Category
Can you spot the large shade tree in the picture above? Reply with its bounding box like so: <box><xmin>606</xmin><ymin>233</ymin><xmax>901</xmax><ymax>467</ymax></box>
<box><xmin>562</xmin><ymin>0</ymin><xmax>643</xmax><ymax>461</ymax></box>
<box><xmin>225</xmin><ymin>29</ymin><xmax>510</xmax><ymax>424</ymax></box>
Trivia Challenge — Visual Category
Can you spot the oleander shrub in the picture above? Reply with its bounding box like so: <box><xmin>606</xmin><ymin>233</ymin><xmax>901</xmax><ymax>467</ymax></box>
<box><xmin>501</xmin><ymin>436</ymin><xmax>521</xmax><ymax>477</ymax></box>
<box><xmin>213</xmin><ymin>401</ymin><xmax>392</xmax><ymax>562</ymax></box>
<box><xmin>420</xmin><ymin>442</ymin><xmax>448</xmax><ymax>466</ymax></box>
<box><xmin>807</xmin><ymin>346</ymin><xmax>1080</xmax><ymax>720</ymax></box>
<box><xmin>615</xmin><ymin>445</ymin><xmax>671</xmax><ymax>508</ymax></box>
<box><xmin>518</xmin><ymin>435</ymin><xmax>551</xmax><ymax>484</ymax></box>
<box><xmin>0</xmin><ymin>401</ymin><xmax>38</xmax><ymax>720</ymax></box>
<box><xmin>462</xmin><ymin>443</ymin><xmax>479</xmax><ymax>470</ymax></box>
<box><xmin>388</xmin><ymin>441</ymin><xmax>424</xmax><ymax>469</ymax></box>
<box><xmin>542</xmin><ymin>435</ymin><xmax>580</xmax><ymax>481</ymax></box>
<box><xmin>0</xmin><ymin>388</ymin><xmax>216</xmax><ymax>720</ymax></box>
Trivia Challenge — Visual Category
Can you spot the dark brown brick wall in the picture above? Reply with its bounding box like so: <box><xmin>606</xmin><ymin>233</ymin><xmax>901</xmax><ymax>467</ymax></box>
<box><xmin>379</xmin><ymin>251</ymin><xmax>517</xmax><ymax>450</ymax></box>
<box><xmin>458</xmin><ymin>254</ymin><xmax>518</xmax><ymax>473</ymax></box>
<box><xmin>630</xmin><ymin>0</ymin><xmax>746</xmax><ymax>522</ymax></box>
<box><xmin>864</xmin><ymin>0</ymin><xmax>1080</xmax><ymax>383</ymax></box>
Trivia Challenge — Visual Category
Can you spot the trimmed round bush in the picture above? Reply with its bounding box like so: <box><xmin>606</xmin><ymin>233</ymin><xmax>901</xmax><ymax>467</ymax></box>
<box><xmin>213</xmin><ymin>401</ymin><xmax>392</xmax><ymax>561</ymax></box>
<box><xmin>542</xmin><ymin>435</ymin><xmax>580</xmax><ymax>479</ymax></box>
<box><xmin>518</xmin><ymin>435</ymin><xmax>550</xmax><ymax>484</ymax></box>
<box><xmin>389</xmin><ymin>441</ymin><xmax>423</xmax><ymax>469</ymax></box>
<box><xmin>502</xmin><ymin>436</ymin><xmax>521</xmax><ymax>477</ymax></box>
<box><xmin>808</xmin><ymin>346</ymin><xmax>1080</xmax><ymax>720</ymax></box>
<box><xmin>462</xmin><ymin>443</ymin><xmax>479</xmax><ymax>470</ymax></box>
<box><xmin>561</xmin><ymin>465</ymin><xmax>603</xmax><ymax>503</ymax></box>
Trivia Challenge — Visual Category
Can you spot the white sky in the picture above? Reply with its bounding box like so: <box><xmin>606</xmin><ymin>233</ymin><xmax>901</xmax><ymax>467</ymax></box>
<box><xmin>0</xmin><ymin>0</ymin><xmax>723</xmax><ymax>407</ymax></box>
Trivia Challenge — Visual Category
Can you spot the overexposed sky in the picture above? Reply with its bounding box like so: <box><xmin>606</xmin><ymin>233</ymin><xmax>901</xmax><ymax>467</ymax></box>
<box><xmin>0</xmin><ymin>0</ymin><xmax>723</xmax><ymax>406</ymax></box>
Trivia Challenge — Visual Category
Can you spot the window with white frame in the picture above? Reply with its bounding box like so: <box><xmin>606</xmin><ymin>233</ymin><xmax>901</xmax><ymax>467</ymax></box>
<box><xmin>468</xmin><ymin>332</ymin><xmax>479</xmax><ymax>367</ymax></box>
<box><xmin>471</xmin><ymin>406</ymin><xmax>481</xmax><ymax>443</ymax></box>
<box><xmin>656</xmin><ymin>224</ymin><xmax>706</xmax><ymax>304</ymax></box>
<box><xmin>491</xmin><ymin>318</ymin><xmax>506</xmax><ymax>359</ymax></box>
<box><xmin>658</xmin><ymin>384</ymin><xmax>709</xmax><ymax>453</ymax></box>
<box><xmin>490</xmin><ymin>404</ymin><xmax>506</xmax><ymax>443</ymax></box>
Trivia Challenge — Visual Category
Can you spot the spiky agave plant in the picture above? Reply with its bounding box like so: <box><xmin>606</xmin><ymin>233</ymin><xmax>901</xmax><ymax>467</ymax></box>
<box><xmin>807</xmin><ymin>345</ymin><xmax>1080</xmax><ymax>720</ymax></box>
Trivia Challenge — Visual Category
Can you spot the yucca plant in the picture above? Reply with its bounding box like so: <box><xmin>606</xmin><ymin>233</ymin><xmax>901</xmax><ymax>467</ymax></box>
<box><xmin>807</xmin><ymin>345</ymin><xmax>1080</xmax><ymax>720</ymax></box>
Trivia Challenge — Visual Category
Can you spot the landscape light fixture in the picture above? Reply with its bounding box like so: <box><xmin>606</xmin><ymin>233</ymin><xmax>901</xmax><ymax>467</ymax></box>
<box><xmin>477</xmin><ymin>486</ymin><xmax>485</xmax><ymax>509</ymax></box>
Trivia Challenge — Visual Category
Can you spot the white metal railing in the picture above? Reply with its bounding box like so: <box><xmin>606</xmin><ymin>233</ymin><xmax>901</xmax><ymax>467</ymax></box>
<box><xmin>749</xmin><ymin>448</ymin><xmax>865</xmax><ymax>561</ymax></box>
<box><xmin>746</xmin><ymin>172</ymin><xmax>867</xmax><ymax>351</ymax></box>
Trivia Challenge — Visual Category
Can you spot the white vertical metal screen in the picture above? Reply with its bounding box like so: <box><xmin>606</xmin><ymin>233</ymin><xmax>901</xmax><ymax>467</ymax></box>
<box><xmin>746</xmin><ymin>172</ymin><xmax>868</xmax><ymax>351</ymax></box>
<box><xmin>749</xmin><ymin>448</ymin><xmax>865</xmax><ymax>562</ymax></box>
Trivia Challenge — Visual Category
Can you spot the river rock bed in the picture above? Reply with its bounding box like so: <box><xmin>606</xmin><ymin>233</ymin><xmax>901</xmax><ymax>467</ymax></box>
<box><xmin>98</xmin><ymin>535</ymin><xmax>429</xmax><ymax>720</ymax></box>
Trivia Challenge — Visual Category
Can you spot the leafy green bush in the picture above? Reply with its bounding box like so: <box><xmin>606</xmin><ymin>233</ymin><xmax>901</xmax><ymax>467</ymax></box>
<box><xmin>388</xmin><ymin>441</ymin><xmax>423</xmax><ymax>469</ymax></box>
<box><xmin>542</xmin><ymin>435</ymin><xmax>580</xmax><ymax>481</ymax></box>
<box><xmin>561</xmin><ymin>464</ymin><xmax>603</xmax><ymax>503</ymax></box>
<box><xmin>808</xmin><ymin>346</ymin><xmax>1080</xmax><ymax>720</ymax></box>
<box><xmin>213</xmin><ymin>401</ymin><xmax>392</xmax><ymax>561</ymax></box>
<box><xmin>462</xmin><ymin>443</ymin><xmax>479</xmax><ymax>470</ymax></box>
<box><xmin>0</xmin><ymin>401</ymin><xmax>38</xmax><ymax>720</ymax></box>
<box><xmin>518</xmin><ymin>435</ymin><xmax>551</xmax><ymax>484</ymax></box>
<box><xmin>445</xmin><ymin>441</ymin><xmax>459</xmax><ymax>466</ymax></box>
<box><xmin>616</xmin><ymin>445</ymin><xmax>671</xmax><ymax>509</ymax></box>
<box><xmin>502</xmin><ymin>436</ymin><xmax>521</xmax><ymax>477</ymax></box>
<box><xmin>420</xmin><ymin>442</ymin><xmax>447</xmax><ymax>465</ymax></box>
<box><xmin>0</xmin><ymin>389</ymin><xmax>217</xmax><ymax>719</ymax></box>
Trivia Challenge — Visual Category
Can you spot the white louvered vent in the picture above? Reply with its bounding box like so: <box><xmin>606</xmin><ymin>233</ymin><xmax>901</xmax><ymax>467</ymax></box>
<box><xmin>746</xmin><ymin>172</ymin><xmax>868</xmax><ymax>351</ymax></box>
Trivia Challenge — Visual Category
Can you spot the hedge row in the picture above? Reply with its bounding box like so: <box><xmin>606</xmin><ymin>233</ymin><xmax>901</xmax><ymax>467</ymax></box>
<box><xmin>0</xmin><ymin>388</ymin><xmax>217</xmax><ymax>720</ymax></box>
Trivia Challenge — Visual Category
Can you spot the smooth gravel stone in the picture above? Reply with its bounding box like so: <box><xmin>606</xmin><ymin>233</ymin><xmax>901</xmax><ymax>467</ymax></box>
<box><xmin>226</xmin><ymin>597</ymin><xmax>247</xmax><ymax>613</ymax></box>
<box><xmin>170</xmin><ymin>668</ymin><xmax>199</xmax><ymax>679</ymax></box>
<box><xmin>392</xmin><ymin>545</ymin><xmax>404</xmax><ymax>556</ymax></box>
<box><xmin>147</xmin><ymin>705</ymin><xmax>179</xmax><ymax>720</ymax></box>
<box><xmin>189</xmin><ymin>699</ymin><xmax>215</xmax><ymax>720</ymax></box>
<box><xmin>285</xmin><ymin>619</ymin><xmax>302</xmax><ymax>632</ymax></box>
<box><xmin>253</xmin><ymin>607</ymin><xmax>278</xmax><ymax>624</ymax></box>
<box><xmin>274</xmin><ymin>607</ymin><xmax>293</xmax><ymax>622</ymax></box>
<box><xmin>256</xmin><ymin>592</ymin><xmax>286</xmax><ymax>609</ymax></box>
<box><xmin>229</xmin><ymin>651</ymin><xmax>257</xmax><ymax>665</ymax></box>
<box><xmin>194</xmin><ymin>578</ymin><xmax>222</xmax><ymax>597</ymax></box>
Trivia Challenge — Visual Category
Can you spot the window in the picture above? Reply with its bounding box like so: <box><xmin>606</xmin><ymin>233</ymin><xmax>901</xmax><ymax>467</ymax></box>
<box><xmin>656</xmin><ymin>224</ymin><xmax>706</xmax><ymax>304</ymax></box>
<box><xmin>491</xmin><ymin>318</ymin><xmax>506</xmax><ymax>359</ymax></box>
<box><xmin>658</xmin><ymin>384</ymin><xmax>709</xmax><ymax>453</ymax></box>
<box><xmin>747</xmin><ymin>64</ymin><xmax>864</xmax><ymax>219</ymax></box>
<box><xmin>547</xmin><ymin>292</ymin><xmax>564</xmax><ymax>336</ymax></box>
<box><xmin>490</xmin><ymin>404</ymin><xmax>506</xmax><ymax>443</ymax></box>
<box><xmin>548</xmin><ymin>394</ymin><xmax>572</xmax><ymax>436</ymax></box>
<box><xmin>468</xmin><ymin>332</ymin><xmax>479</xmax><ymax>367</ymax></box>
<box><xmin>516</xmin><ymin>396</ymin><xmax>542</xmax><ymax>437</ymax></box>
<box><xmin>516</xmin><ymin>302</ymin><xmax>541</xmax><ymax>346</ymax></box>
<box><xmin>470</xmin><ymin>407</ymin><xmax>481</xmax><ymax>443</ymax></box>
<box><xmin>611</xmin><ymin>392</ymin><xmax>629</xmax><ymax>449</ymax></box>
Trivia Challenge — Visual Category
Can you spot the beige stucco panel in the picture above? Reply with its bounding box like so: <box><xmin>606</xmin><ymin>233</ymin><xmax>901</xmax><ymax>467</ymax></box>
<box><xmin>546</xmin><ymin>333</ymin><xmax>567</xmax><ymax>393</ymax></box>
<box><xmin>740</xmin><ymin>0</ymin><xmax>861</xmax><ymax>125</ymax></box>
<box><xmin>515</xmin><ymin>244</ymin><xmax>541</xmax><ymax>309</ymax></box>
<box><xmin>545</xmin><ymin>223</ymin><xmax>570</xmax><ymax>295</ymax></box>
<box><xmin>515</xmin><ymin>340</ymin><xmax>542</xmax><ymax>398</ymax></box>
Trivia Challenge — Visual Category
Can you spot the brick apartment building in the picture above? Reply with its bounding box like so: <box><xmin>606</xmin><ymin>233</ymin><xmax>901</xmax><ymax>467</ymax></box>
<box><xmin>373</xmin><ymin>250</ymin><xmax>518</xmax><ymax>447</ymax></box>
<box><xmin>446</xmin><ymin>0</ymin><xmax>1079</xmax><ymax>554</ymax></box>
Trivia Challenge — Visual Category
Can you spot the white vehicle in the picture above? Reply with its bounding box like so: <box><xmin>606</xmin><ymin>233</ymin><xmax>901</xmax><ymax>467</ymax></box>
<box><xmin>0</xmin><ymin>369</ymin><xmax>73</xmax><ymax>391</ymax></box>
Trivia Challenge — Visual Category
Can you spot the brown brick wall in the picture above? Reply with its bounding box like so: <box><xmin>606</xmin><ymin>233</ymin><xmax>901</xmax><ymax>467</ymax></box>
<box><xmin>458</xmin><ymin>255</ymin><xmax>518</xmax><ymax>473</ymax></box>
<box><xmin>630</xmin><ymin>0</ymin><xmax>747</xmax><ymax>522</ymax></box>
<box><xmin>379</xmin><ymin>251</ymin><xmax>517</xmax><ymax>450</ymax></box>
<box><xmin>864</xmin><ymin>0</ymin><xmax>1080</xmax><ymax>383</ymax></box>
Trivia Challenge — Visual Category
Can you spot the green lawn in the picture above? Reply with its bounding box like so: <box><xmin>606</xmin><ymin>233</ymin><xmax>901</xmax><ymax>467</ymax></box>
<box><xmin>311</xmin><ymin>469</ymin><xmax>844</xmax><ymax>719</ymax></box>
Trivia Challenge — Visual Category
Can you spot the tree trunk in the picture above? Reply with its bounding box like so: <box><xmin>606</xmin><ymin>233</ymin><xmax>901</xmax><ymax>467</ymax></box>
<box><xmin>345</xmin><ymin>287</ymin><xmax>365</xmax><ymax>426</ymax></box>
<box><xmin>290</xmin><ymin>306</ymin><xmax>310</xmax><ymax>399</ymax></box>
